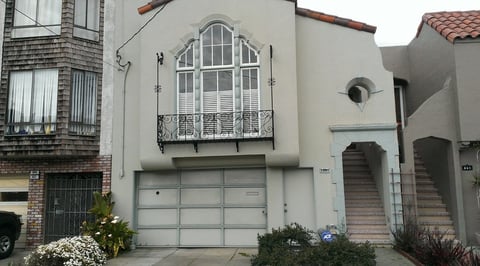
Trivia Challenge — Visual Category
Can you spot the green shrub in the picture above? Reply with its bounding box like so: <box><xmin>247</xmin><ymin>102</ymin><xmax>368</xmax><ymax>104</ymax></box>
<box><xmin>252</xmin><ymin>223</ymin><xmax>313</xmax><ymax>266</ymax></box>
<box><xmin>391</xmin><ymin>217</ymin><xmax>426</xmax><ymax>255</ymax></box>
<box><xmin>81</xmin><ymin>192</ymin><xmax>136</xmax><ymax>258</ymax></box>
<box><xmin>251</xmin><ymin>223</ymin><xmax>375</xmax><ymax>266</ymax></box>
<box><xmin>414</xmin><ymin>229</ymin><xmax>469</xmax><ymax>266</ymax></box>
<box><xmin>393</xmin><ymin>220</ymin><xmax>476</xmax><ymax>266</ymax></box>
<box><xmin>24</xmin><ymin>236</ymin><xmax>106</xmax><ymax>266</ymax></box>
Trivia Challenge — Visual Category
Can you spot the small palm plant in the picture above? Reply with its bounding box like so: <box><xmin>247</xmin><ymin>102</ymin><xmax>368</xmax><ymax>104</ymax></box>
<box><xmin>81</xmin><ymin>192</ymin><xmax>136</xmax><ymax>258</ymax></box>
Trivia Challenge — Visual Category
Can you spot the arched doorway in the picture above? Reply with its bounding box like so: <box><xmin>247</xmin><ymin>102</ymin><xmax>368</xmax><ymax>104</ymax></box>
<box><xmin>330</xmin><ymin>124</ymin><xmax>402</xmax><ymax>244</ymax></box>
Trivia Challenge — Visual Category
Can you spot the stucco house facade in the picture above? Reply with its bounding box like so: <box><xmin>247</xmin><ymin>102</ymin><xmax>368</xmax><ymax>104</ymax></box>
<box><xmin>382</xmin><ymin>10</ymin><xmax>480</xmax><ymax>245</ymax></box>
<box><xmin>112</xmin><ymin>0</ymin><xmax>402</xmax><ymax>247</ymax></box>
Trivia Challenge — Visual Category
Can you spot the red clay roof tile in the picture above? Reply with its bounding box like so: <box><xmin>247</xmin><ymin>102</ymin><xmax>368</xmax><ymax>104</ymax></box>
<box><xmin>295</xmin><ymin>8</ymin><xmax>376</xmax><ymax>33</ymax></box>
<box><xmin>139</xmin><ymin>0</ymin><xmax>297</xmax><ymax>14</ymax></box>
<box><xmin>420</xmin><ymin>10</ymin><xmax>480</xmax><ymax>43</ymax></box>
<box><xmin>137</xmin><ymin>0</ymin><xmax>376</xmax><ymax>34</ymax></box>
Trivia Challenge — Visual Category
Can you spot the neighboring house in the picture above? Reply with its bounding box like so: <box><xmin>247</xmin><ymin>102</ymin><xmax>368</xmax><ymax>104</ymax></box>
<box><xmin>0</xmin><ymin>0</ymin><xmax>114</xmax><ymax>248</ymax></box>
<box><xmin>112</xmin><ymin>0</ymin><xmax>401</xmax><ymax>247</ymax></box>
<box><xmin>382</xmin><ymin>10</ymin><xmax>480</xmax><ymax>244</ymax></box>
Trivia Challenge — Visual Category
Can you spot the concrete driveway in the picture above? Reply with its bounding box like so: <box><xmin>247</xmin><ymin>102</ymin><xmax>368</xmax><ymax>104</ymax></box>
<box><xmin>1</xmin><ymin>246</ymin><xmax>414</xmax><ymax>266</ymax></box>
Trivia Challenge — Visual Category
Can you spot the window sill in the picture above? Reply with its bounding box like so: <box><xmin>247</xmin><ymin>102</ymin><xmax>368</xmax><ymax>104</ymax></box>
<box><xmin>4</xmin><ymin>133</ymin><xmax>56</xmax><ymax>137</ymax></box>
<box><xmin>73</xmin><ymin>27</ymin><xmax>99</xmax><ymax>42</ymax></box>
<box><xmin>11</xmin><ymin>26</ymin><xmax>61</xmax><ymax>39</ymax></box>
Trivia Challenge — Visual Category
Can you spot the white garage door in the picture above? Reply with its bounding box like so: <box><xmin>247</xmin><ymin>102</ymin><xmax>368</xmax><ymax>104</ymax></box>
<box><xmin>0</xmin><ymin>176</ymin><xmax>28</xmax><ymax>248</ymax></box>
<box><xmin>136</xmin><ymin>168</ymin><xmax>266</xmax><ymax>246</ymax></box>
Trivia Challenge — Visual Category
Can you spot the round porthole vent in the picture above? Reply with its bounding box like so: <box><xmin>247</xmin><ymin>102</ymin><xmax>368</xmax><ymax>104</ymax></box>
<box><xmin>348</xmin><ymin>84</ymin><xmax>369</xmax><ymax>103</ymax></box>
<box><xmin>344</xmin><ymin>77</ymin><xmax>376</xmax><ymax>111</ymax></box>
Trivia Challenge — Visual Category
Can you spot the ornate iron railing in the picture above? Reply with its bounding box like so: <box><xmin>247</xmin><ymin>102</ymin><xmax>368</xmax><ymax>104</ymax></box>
<box><xmin>158</xmin><ymin>110</ymin><xmax>274</xmax><ymax>152</ymax></box>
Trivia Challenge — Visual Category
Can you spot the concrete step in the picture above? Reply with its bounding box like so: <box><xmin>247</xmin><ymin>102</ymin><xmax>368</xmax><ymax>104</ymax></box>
<box><xmin>413</xmin><ymin>151</ymin><xmax>455</xmax><ymax>238</ymax></box>
<box><xmin>344</xmin><ymin>187</ymin><xmax>378</xmax><ymax>192</ymax></box>
<box><xmin>345</xmin><ymin>186</ymin><xmax>378</xmax><ymax>195</ymax></box>
<box><xmin>347</xmin><ymin>220</ymin><xmax>387</xmax><ymax>225</ymax></box>
<box><xmin>347</xmin><ymin>229</ymin><xmax>390</xmax><ymax>235</ymax></box>
<box><xmin>417</xmin><ymin>194</ymin><xmax>442</xmax><ymax>201</ymax></box>
<box><xmin>343</xmin><ymin>149</ymin><xmax>390</xmax><ymax>245</ymax></box>
<box><xmin>417</xmin><ymin>210</ymin><xmax>450</xmax><ymax>216</ymax></box>
<box><xmin>343</xmin><ymin>160</ymin><xmax>368</xmax><ymax>166</ymax></box>
<box><xmin>346</xmin><ymin>207</ymin><xmax>384</xmax><ymax>212</ymax></box>
<box><xmin>346</xmin><ymin>206</ymin><xmax>383</xmax><ymax>211</ymax></box>
<box><xmin>350</xmin><ymin>238</ymin><xmax>391</xmax><ymax>246</ymax></box>
<box><xmin>416</xmin><ymin>179</ymin><xmax>434</xmax><ymax>185</ymax></box>
<box><xmin>343</xmin><ymin>166</ymin><xmax>370</xmax><ymax>172</ymax></box>
<box><xmin>418</xmin><ymin>202</ymin><xmax>447</xmax><ymax>208</ymax></box>
<box><xmin>418</xmin><ymin>216</ymin><xmax>454</xmax><ymax>222</ymax></box>
<box><xmin>343</xmin><ymin>179</ymin><xmax>376</xmax><ymax>185</ymax></box>
<box><xmin>345</xmin><ymin>193</ymin><xmax>381</xmax><ymax>198</ymax></box>
<box><xmin>417</xmin><ymin>187</ymin><xmax>439</xmax><ymax>193</ymax></box>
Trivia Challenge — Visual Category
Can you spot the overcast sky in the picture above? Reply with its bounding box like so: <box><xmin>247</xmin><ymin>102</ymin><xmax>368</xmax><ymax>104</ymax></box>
<box><xmin>297</xmin><ymin>0</ymin><xmax>479</xmax><ymax>46</ymax></box>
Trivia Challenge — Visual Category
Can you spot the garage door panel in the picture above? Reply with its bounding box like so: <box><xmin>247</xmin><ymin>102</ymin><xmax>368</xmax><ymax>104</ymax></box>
<box><xmin>181</xmin><ymin>188</ymin><xmax>220</xmax><ymax>204</ymax></box>
<box><xmin>0</xmin><ymin>176</ymin><xmax>28</xmax><ymax>249</ymax></box>
<box><xmin>180</xmin><ymin>229</ymin><xmax>221</xmax><ymax>245</ymax></box>
<box><xmin>181</xmin><ymin>208</ymin><xmax>221</xmax><ymax>225</ymax></box>
<box><xmin>138</xmin><ymin>189</ymin><xmax>177</xmax><ymax>206</ymax></box>
<box><xmin>137</xmin><ymin>169</ymin><xmax>266</xmax><ymax>247</ymax></box>
<box><xmin>181</xmin><ymin>170</ymin><xmax>222</xmax><ymax>185</ymax></box>
<box><xmin>225</xmin><ymin>229</ymin><xmax>265</xmax><ymax>246</ymax></box>
<box><xmin>224</xmin><ymin>208</ymin><xmax>266</xmax><ymax>225</ymax></box>
<box><xmin>138</xmin><ymin>171</ymin><xmax>178</xmax><ymax>186</ymax></box>
<box><xmin>138</xmin><ymin>209</ymin><xmax>177</xmax><ymax>226</ymax></box>
<box><xmin>224</xmin><ymin>188</ymin><xmax>265</xmax><ymax>205</ymax></box>
<box><xmin>137</xmin><ymin>229</ymin><xmax>177</xmax><ymax>246</ymax></box>
<box><xmin>224</xmin><ymin>169</ymin><xmax>265</xmax><ymax>184</ymax></box>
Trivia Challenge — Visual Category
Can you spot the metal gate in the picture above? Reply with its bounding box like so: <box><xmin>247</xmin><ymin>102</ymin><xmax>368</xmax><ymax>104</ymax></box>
<box><xmin>45</xmin><ymin>173</ymin><xmax>102</xmax><ymax>243</ymax></box>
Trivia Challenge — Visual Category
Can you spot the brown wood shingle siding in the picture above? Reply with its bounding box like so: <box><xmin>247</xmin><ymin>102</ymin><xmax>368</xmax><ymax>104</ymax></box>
<box><xmin>0</xmin><ymin>0</ymin><xmax>105</xmax><ymax>157</ymax></box>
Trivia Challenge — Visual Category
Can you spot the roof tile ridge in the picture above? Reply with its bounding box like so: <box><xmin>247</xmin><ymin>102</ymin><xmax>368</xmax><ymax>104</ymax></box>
<box><xmin>295</xmin><ymin>7</ymin><xmax>376</xmax><ymax>33</ymax></box>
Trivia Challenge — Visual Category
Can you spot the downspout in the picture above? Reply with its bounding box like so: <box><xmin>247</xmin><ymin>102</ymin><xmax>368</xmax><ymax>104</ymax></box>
<box><xmin>116</xmin><ymin>51</ymin><xmax>131</xmax><ymax>178</ymax></box>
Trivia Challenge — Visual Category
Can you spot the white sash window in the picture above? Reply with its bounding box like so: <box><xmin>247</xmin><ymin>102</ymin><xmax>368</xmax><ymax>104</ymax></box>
<box><xmin>176</xmin><ymin>23</ymin><xmax>260</xmax><ymax>138</ymax></box>
<box><xmin>70</xmin><ymin>70</ymin><xmax>97</xmax><ymax>135</ymax></box>
<box><xmin>13</xmin><ymin>0</ymin><xmax>62</xmax><ymax>38</ymax></box>
<box><xmin>74</xmin><ymin>0</ymin><xmax>100</xmax><ymax>41</ymax></box>
<box><xmin>7</xmin><ymin>69</ymin><xmax>58</xmax><ymax>135</ymax></box>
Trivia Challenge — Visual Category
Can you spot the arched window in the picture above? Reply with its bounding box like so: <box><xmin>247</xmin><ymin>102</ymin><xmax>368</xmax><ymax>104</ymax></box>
<box><xmin>176</xmin><ymin>23</ymin><xmax>260</xmax><ymax>138</ymax></box>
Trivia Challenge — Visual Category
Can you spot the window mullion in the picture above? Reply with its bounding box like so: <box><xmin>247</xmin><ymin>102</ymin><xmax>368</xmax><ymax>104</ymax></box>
<box><xmin>35</xmin><ymin>0</ymin><xmax>40</xmax><ymax>26</ymax></box>
<box><xmin>29</xmin><ymin>71</ymin><xmax>36</xmax><ymax>124</ymax></box>
<box><xmin>85</xmin><ymin>0</ymin><xmax>89</xmax><ymax>28</ymax></box>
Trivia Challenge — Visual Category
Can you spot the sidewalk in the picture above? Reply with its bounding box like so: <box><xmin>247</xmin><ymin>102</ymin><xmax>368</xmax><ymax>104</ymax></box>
<box><xmin>106</xmin><ymin>247</ymin><xmax>415</xmax><ymax>266</ymax></box>
<box><xmin>0</xmin><ymin>246</ymin><xmax>415</xmax><ymax>265</ymax></box>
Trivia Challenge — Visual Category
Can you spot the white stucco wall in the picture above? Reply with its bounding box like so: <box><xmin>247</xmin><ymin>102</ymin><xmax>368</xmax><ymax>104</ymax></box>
<box><xmin>295</xmin><ymin>15</ymin><xmax>400</xmax><ymax>229</ymax></box>
<box><xmin>100</xmin><ymin>0</ymin><xmax>115</xmax><ymax>156</ymax></box>
<box><xmin>454</xmin><ymin>41</ymin><xmax>480</xmax><ymax>141</ymax></box>
<box><xmin>111</xmin><ymin>0</ymin><xmax>401</xmax><ymax>237</ymax></box>
<box><xmin>112</xmin><ymin>0</ymin><xmax>300</xmax><ymax>229</ymax></box>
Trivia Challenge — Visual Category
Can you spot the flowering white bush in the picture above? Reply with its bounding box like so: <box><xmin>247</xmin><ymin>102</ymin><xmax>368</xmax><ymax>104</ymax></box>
<box><xmin>24</xmin><ymin>236</ymin><xmax>107</xmax><ymax>266</ymax></box>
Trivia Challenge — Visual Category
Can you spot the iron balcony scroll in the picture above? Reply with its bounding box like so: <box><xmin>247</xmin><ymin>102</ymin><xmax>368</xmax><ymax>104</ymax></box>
<box><xmin>157</xmin><ymin>110</ymin><xmax>274</xmax><ymax>153</ymax></box>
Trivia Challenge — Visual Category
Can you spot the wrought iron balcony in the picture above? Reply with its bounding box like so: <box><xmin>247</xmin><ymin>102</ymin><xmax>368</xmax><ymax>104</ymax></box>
<box><xmin>157</xmin><ymin>110</ymin><xmax>274</xmax><ymax>152</ymax></box>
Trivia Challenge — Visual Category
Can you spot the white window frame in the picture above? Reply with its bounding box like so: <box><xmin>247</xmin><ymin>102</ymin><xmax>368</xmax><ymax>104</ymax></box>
<box><xmin>12</xmin><ymin>0</ymin><xmax>62</xmax><ymax>38</ymax></box>
<box><xmin>201</xmin><ymin>69</ymin><xmax>235</xmax><ymax>137</ymax></box>
<box><xmin>70</xmin><ymin>69</ymin><xmax>97</xmax><ymax>136</ymax></box>
<box><xmin>73</xmin><ymin>0</ymin><xmax>100</xmax><ymax>41</ymax></box>
<box><xmin>175</xmin><ymin>22</ymin><xmax>261</xmax><ymax>139</ymax></box>
<box><xmin>6</xmin><ymin>69</ymin><xmax>58</xmax><ymax>135</ymax></box>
